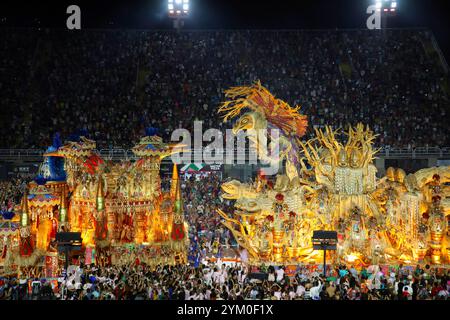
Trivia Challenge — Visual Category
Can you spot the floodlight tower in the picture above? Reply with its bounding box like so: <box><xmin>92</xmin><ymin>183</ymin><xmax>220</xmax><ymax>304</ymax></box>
<box><xmin>375</xmin><ymin>0</ymin><xmax>398</xmax><ymax>29</ymax></box>
<box><xmin>168</xmin><ymin>0</ymin><xmax>190</xmax><ymax>30</ymax></box>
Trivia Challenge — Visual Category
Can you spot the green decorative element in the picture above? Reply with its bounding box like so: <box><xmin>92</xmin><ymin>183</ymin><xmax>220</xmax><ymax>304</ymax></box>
<box><xmin>175</xmin><ymin>199</ymin><xmax>181</xmax><ymax>213</ymax></box>
<box><xmin>59</xmin><ymin>207</ymin><xmax>67</xmax><ymax>222</ymax></box>
<box><xmin>97</xmin><ymin>197</ymin><xmax>105</xmax><ymax>212</ymax></box>
<box><xmin>21</xmin><ymin>212</ymin><xmax>28</xmax><ymax>227</ymax></box>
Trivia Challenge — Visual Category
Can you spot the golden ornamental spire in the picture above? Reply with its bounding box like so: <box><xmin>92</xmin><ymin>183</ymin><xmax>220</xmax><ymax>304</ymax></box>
<box><xmin>96</xmin><ymin>176</ymin><xmax>105</xmax><ymax>212</ymax></box>
<box><xmin>170</xmin><ymin>163</ymin><xmax>179</xmax><ymax>198</ymax></box>
<box><xmin>174</xmin><ymin>173</ymin><xmax>182</xmax><ymax>215</ymax></box>
<box><xmin>21</xmin><ymin>189</ymin><xmax>29</xmax><ymax>227</ymax></box>
<box><xmin>170</xmin><ymin>172</ymin><xmax>186</xmax><ymax>244</ymax></box>
<box><xmin>59</xmin><ymin>185</ymin><xmax>67</xmax><ymax>222</ymax></box>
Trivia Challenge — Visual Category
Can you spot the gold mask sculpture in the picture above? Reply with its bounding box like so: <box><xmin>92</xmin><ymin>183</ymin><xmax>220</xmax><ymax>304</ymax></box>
<box><xmin>395</xmin><ymin>168</ymin><xmax>406</xmax><ymax>184</ymax></box>
<box><xmin>350</xmin><ymin>148</ymin><xmax>361</xmax><ymax>168</ymax></box>
<box><xmin>386</xmin><ymin>167</ymin><xmax>396</xmax><ymax>182</ymax></box>
<box><xmin>338</xmin><ymin>149</ymin><xmax>348</xmax><ymax>167</ymax></box>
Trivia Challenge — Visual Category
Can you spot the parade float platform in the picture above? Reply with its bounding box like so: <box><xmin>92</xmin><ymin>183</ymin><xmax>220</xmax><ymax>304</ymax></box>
<box><xmin>0</xmin><ymin>131</ymin><xmax>189</xmax><ymax>272</ymax></box>
<box><xmin>217</xmin><ymin>81</ymin><xmax>450</xmax><ymax>266</ymax></box>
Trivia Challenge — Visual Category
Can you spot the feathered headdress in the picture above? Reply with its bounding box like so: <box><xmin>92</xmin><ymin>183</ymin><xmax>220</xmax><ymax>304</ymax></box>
<box><xmin>218</xmin><ymin>81</ymin><xmax>308</xmax><ymax>138</ymax></box>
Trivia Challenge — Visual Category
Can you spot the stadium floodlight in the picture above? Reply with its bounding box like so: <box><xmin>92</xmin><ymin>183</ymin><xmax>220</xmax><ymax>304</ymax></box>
<box><xmin>374</xmin><ymin>0</ymin><xmax>397</xmax><ymax>14</ymax></box>
<box><xmin>373</xmin><ymin>0</ymin><xmax>397</xmax><ymax>29</ymax></box>
<box><xmin>168</xmin><ymin>0</ymin><xmax>189</xmax><ymax>18</ymax></box>
<box><xmin>168</xmin><ymin>0</ymin><xmax>189</xmax><ymax>30</ymax></box>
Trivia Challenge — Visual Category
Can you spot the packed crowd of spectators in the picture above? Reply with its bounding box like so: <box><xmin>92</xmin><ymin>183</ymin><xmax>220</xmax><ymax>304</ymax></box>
<box><xmin>0</xmin><ymin>30</ymin><xmax>38</xmax><ymax>148</ymax></box>
<box><xmin>0</xmin><ymin>173</ymin><xmax>33</xmax><ymax>211</ymax></box>
<box><xmin>0</xmin><ymin>261</ymin><xmax>448</xmax><ymax>300</ymax></box>
<box><xmin>0</xmin><ymin>28</ymin><xmax>448</xmax><ymax>149</ymax></box>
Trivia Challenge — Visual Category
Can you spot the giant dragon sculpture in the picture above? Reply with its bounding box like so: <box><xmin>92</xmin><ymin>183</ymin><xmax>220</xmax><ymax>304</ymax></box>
<box><xmin>217</xmin><ymin>81</ymin><xmax>449</xmax><ymax>266</ymax></box>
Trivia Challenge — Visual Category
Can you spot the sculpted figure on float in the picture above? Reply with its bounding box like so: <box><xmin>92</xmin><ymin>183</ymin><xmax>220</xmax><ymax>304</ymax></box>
<box><xmin>338</xmin><ymin>149</ymin><xmax>348</xmax><ymax>167</ymax></box>
<box><xmin>217</xmin><ymin>82</ymin><xmax>320</xmax><ymax>263</ymax></box>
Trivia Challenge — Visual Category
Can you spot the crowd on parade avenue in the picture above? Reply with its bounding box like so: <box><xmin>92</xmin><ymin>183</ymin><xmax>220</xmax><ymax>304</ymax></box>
<box><xmin>0</xmin><ymin>261</ymin><xmax>448</xmax><ymax>300</ymax></box>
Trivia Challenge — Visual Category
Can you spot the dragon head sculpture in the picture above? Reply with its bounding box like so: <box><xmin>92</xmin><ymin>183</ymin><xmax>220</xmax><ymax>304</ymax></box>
<box><xmin>221</xmin><ymin>180</ymin><xmax>244</xmax><ymax>200</ymax></box>
<box><xmin>221</xmin><ymin>180</ymin><xmax>259</xmax><ymax>200</ymax></box>
<box><xmin>231</xmin><ymin>111</ymin><xmax>268</xmax><ymax>135</ymax></box>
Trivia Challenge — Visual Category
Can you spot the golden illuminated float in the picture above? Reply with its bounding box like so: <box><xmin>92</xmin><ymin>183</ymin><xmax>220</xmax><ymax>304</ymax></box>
<box><xmin>217</xmin><ymin>81</ymin><xmax>449</xmax><ymax>266</ymax></box>
<box><xmin>1</xmin><ymin>132</ymin><xmax>188</xmax><ymax>272</ymax></box>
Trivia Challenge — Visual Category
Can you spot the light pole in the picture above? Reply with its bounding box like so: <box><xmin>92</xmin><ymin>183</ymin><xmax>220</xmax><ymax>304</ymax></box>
<box><xmin>168</xmin><ymin>0</ymin><xmax>189</xmax><ymax>30</ymax></box>
<box><xmin>56</xmin><ymin>232</ymin><xmax>82</xmax><ymax>279</ymax></box>
<box><xmin>312</xmin><ymin>231</ymin><xmax>337</xmax><ymax>277</ymax></box>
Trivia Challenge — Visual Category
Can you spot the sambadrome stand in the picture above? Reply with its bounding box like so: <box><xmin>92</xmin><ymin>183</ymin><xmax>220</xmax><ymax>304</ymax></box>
<box><xmin>217</xmin><ymin>81</ymin><xmax>449</xmax><ymax>267</ymax></box>
<box><xmin>0</xmin><ymin>132</ymin><xmax>188</xmax><ymax>275</ymax></box>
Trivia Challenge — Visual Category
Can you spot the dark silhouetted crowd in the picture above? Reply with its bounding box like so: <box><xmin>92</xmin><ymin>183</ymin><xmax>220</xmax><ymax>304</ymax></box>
<box><xmin>0</xmin><ymin>28</ymin><xmax>448</xmax><ymax>150</ymax></box>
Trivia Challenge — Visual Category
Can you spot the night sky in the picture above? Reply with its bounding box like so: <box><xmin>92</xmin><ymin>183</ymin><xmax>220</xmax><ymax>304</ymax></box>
<box><xmin>1</xmin><ymin>0</ymin><xmax>449</xmax><ymax>59</ymax></box>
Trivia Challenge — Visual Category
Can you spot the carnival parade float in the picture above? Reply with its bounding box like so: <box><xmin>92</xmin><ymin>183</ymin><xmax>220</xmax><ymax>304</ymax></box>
<box><xmin>0</xmin><ymin>130</ymin><xmax>189</xmax><ymax>273</ymax></box>
<box><xmin>217</xmin><ymin>81</ymin><xmax>449</xmax><ymax>267</ymax></box>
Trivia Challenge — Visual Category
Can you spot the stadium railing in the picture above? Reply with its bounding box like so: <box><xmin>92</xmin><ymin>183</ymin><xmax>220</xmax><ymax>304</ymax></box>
<box><xmin>0</xmin><ymin>147</ymin><xmax>449</xmax><ymax>162</ymax></box>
